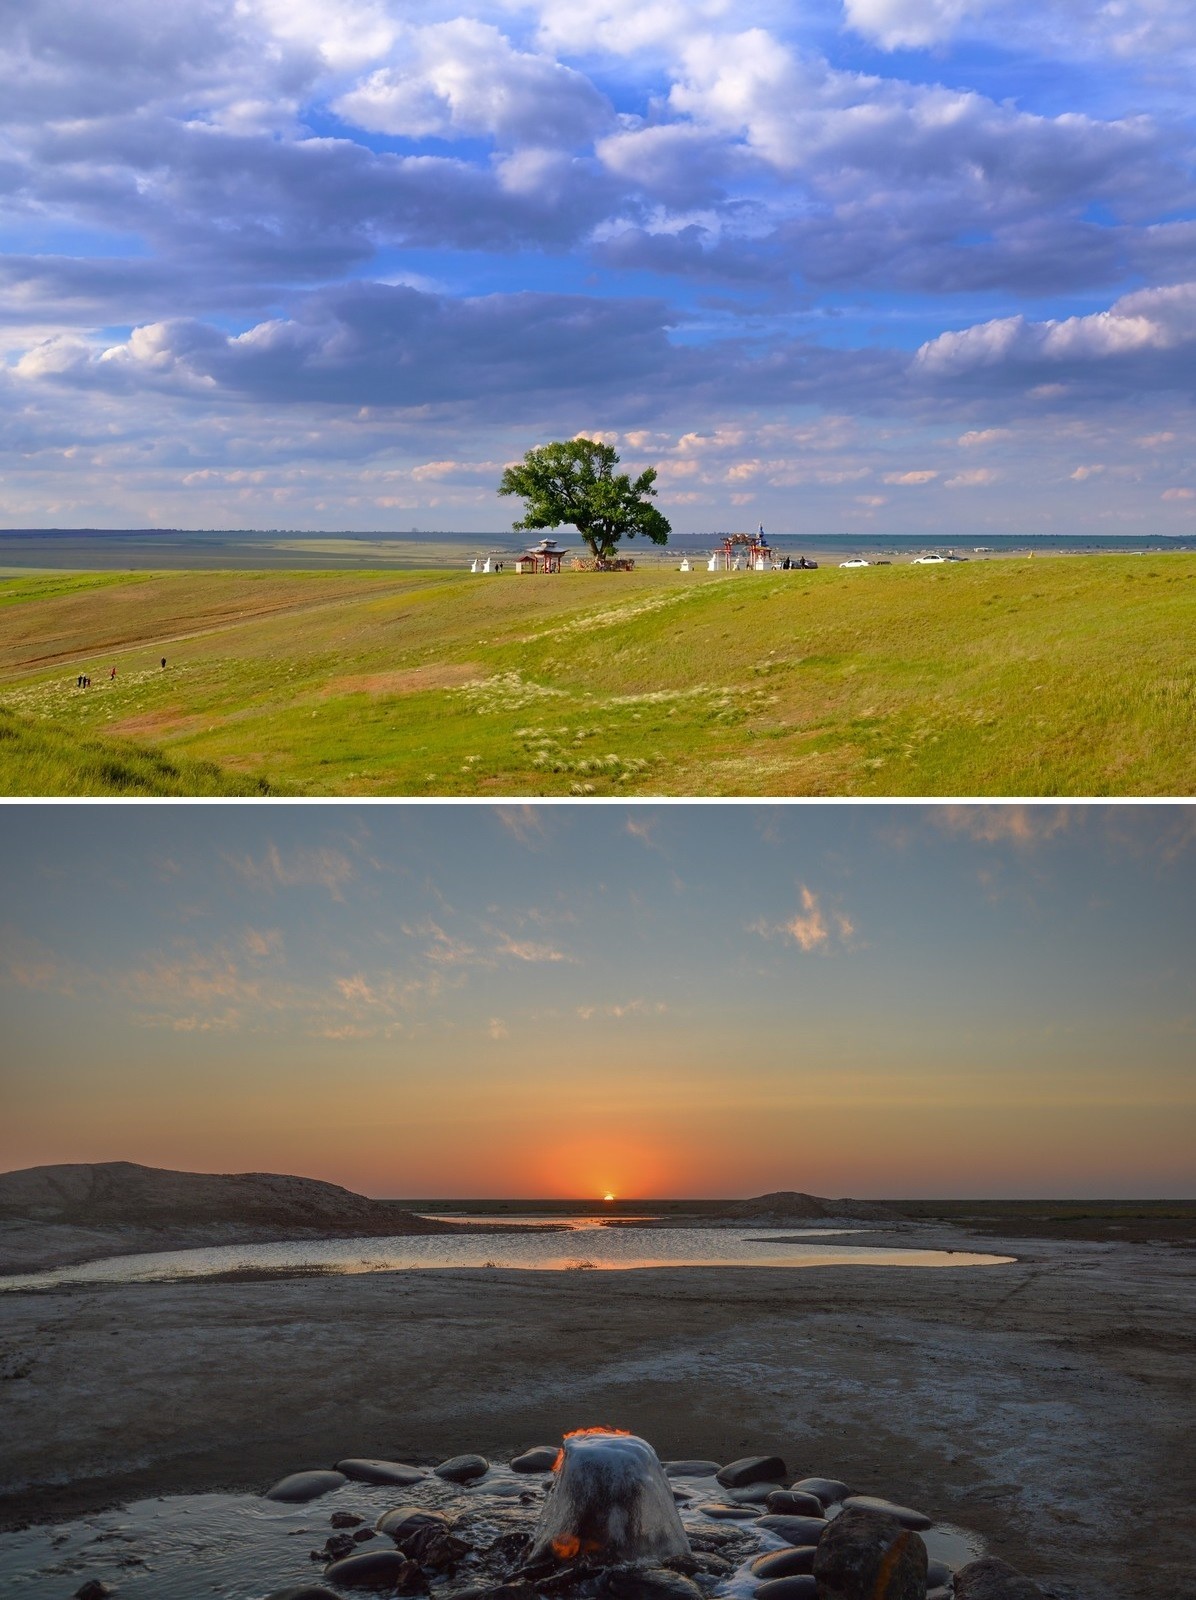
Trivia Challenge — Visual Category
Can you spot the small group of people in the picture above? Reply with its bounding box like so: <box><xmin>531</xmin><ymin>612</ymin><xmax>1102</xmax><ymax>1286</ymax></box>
<box><xmin>73</xmin><ymin>658</ymin><xmax>165</xmax><ymax>688</ymax></box>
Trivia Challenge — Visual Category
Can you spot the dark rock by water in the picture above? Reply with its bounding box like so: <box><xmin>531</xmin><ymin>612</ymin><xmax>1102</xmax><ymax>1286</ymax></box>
<box><xmin>600</xmin><ymin>1564</ymin><xmax>706</xmax><ymax>1600</ymax></box>
<box><xmin>765</xmin><ymin>1491</ymin><xmax>825</xmax><ymax>1516</ymax></box>
<box><xmin>715</xmin><ymin>1455</ymin><xmax>786</xmax><ymax>1488</ymax></box>
<box><xmin>841</xmin><ymin>1496</ymin><xmax>932</xmax><ymax>1531</ymax></box>
<box><xmin>695</xmin><ymin>1503</ymin><xmax>758</xmax><ymax>1519</ymax></box>
<box><xmin>751</xmin><ymin>1547</ymin><xmax>818</xmax><ymax>1579</ymax></box>
<box><xmin>753</xmin><ymin>1514</ymin><xmax>828</xmax><ymax>1546</ymax></box>
<box><xmin>264</xmin><ymin>1588</ymin><xmax>340</xmax><ymax>1600</ymax></box>
<box><xmin>925</xmin><ymin>1559</ymin><xmax>952</xmax><ymax>1588</ymax></box>
<box><xmin>377</xmin><ymin>1506</ymin><xmax>451</xmax><ymax>1540</ymax></box>
<box><xmin>337</xmin><ymin>1458</ymin><xmax>429</xmax><ymax>1486</ymax></box>
<box><xmin>791</xmin><ymin>1479</ymin><xmax>850</xmax><ymax>1507</ymax></box>
<box><xmin>74</xmin><ymin>1584</ymin><xmax>115</xmax><ymax>1600</ymax></box>
<box><xmin>436</xmin><ymin>1453</ymin><xmax>490</xmax><ymax>1483</ymax></box>
<box><xmin>727</xmin><ymin>1483</ymin><xmax>774</xmax><ymax>1505</ymax></box>
<box><xmin>755</xmin><ymin>1577</ymin><xmax>818</xmax><ymax>1600</ymax></box>
<box><xmin>954</xmin><ymin>1557</ymin><xmax>1045</xmax><ymax>1599</ymax></box>
<box><xmin>511</xmin><ymin>1447</ymin><xmax>559</xmax><ymax>1473</ymax></box>
<box><xmin>265</xmin><ymin>1470</ymin><xmax>349</xmax><ymax>1502</ymax></box>
<box><xmin>663</xmin><ymin>1461</ymin><xmax>721</xmax><ymax>1478</ymax></box>
<box><xmin>324</xmin><ymin>1549</ymin><xmax>426</xmax><ymax>1591</ymax></box>
<box><xmin>812</xmin><ymin>1507</ymin><xmax>928</xmax><ymax>1600</ymax></box>
<box><xmin>331</xmin><ymin>1511</ymin><xmax>365</xmax><ymax>1528</ymax></box>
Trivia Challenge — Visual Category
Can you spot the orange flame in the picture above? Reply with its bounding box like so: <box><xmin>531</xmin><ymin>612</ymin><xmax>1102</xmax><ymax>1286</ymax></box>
<box><xmin>551</xmin><ymin>1534</ymin><xmax>603</xmax><ymax>1560</ymax></box>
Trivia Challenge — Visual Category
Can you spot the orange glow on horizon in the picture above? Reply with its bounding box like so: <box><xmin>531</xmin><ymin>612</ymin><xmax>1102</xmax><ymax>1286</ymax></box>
<box><xmin>603</xmin><ymin>1192</ymin><xmax>615</xmax><ymax>1201</ymax></box>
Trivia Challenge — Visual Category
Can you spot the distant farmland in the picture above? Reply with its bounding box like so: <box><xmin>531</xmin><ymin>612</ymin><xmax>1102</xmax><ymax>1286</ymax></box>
<box><xmin>0</xmin><ymin>555</ymin><xmax>1193</xmax><ymax>796</ymax></box>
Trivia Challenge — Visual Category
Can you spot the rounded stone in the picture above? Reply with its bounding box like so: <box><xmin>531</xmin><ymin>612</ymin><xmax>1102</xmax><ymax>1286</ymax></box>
<box><xmin>926</xmin><ymin>1560</ymin><xmax>953</xmax><ymax>1588</ymax></box>
<box><xmin>765</xmin><ymin>1491</ymin><xmax>825</xmax><ymax>1517</ymax></box>
<box><xmin>697</xmin><ymin>1502</ymin><xmax>759</xmax><ymax>1520</ymax></box>
<box><xmin>750</xmin><ymin>1546</ymin><xmax>818</xmax><ymax>1579</ymax></box>
<box><xmin>265</xmin><ymin>1470</ymin><xmax>349</xmax><ymax>1503</ymax></box>
<box><xmin>510</xmin><ymin>1447</ymin><xmax>559</xmax><ymax>1473</ymax></box>
<box><xmin>812</xmin><ymin>1507</ymin><xmax>928</xmax><ymax>1600</ymax></box>
<box><xmin>755</xmin><ymin>1577</ymin><xmax>818</xmax><ymax>1600</ymax></box>
<box><xmin>663</xmin><ymin>1461</ymin><xmax>721</xmax><ymax>1478</ymax></box>
<box><xmin>953</xmin><ymin>1557</ymin><xmax>1045</xmax><ymax>1600</ymax></box>
<box><xmin>331</xmin><ymin>1511</ymin><xmax>365</xmax><ymax>1529</ymax></box>
<box><xmin>753</xmin><ymin>1515</ymin><xmax>828</xmax><ymax>1546</ymax></box>
<box><xmin>435</xmin><ymin>1453</ymin><xmax>490</xmax><ymax>1483</ymax></box>
<box><xmin>928</xmin><ymin>1589</ymin><xmax>953</xmax><ymax>1600</ymax></box>
<box><xmin>601</xmin><ymin>1566</ymin><xmax>705</xmax><ymax>1600</ymax></box>
<box><xmin>715</xmin><ymin>1455</ymin><xmax>787</xmax><ymax>1489</ymax></box>
<box><xmin>841</xmin><ymin>1496</ymin><xmax>932</xmax><ymax>1531</ymax></box>
<box><xmin>727</xmin><ymin>1484</ymin><xmax>774</xmax><ymax>1505</ymax></box>
<box><xmin>324</xmin><ymin>1550</ymin><xmax>419</xmax><ymax>1590</ymax></box>
<box><xmin>264</xmin><ymin>1588</ymin><xmax>340</xmax><ymax>1600</ymax></box>
<box><xmin>74</xmin><ymin>1585</ymin><xmax>115</xmax><ymax>1600</ymax></box>
<box><xmin>790</xmin><ymin>1478</ymin><xmax>850</xmax><ymax>1507</ymax></box>
<box><xmin>337</xmin><ymin>1459</ymin><xmax>428</xmax><ymax>1486</ymax></box>
<box><xmin>376</xmin><ymin>1506</ymin><xmax>450</xmax><ymax>1540</ymax></box>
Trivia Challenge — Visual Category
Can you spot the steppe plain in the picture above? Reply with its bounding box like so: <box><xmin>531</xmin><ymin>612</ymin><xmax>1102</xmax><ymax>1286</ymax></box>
<box><xmin>1</xmin><ymin>1203</ymin><xmax>1192</xmax><ymax>1600</ymax></box>
<box><xmin>1</xmin><ymin>553</ymin><xmax>1194</xmax><ymax>795</ymax></box>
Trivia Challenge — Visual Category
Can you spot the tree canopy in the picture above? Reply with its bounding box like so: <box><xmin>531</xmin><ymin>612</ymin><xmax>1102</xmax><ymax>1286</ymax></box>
<box><xmin>498</xmin><ymin>438</ymin><xmax>670</xmax><ymax>564</ymax></box>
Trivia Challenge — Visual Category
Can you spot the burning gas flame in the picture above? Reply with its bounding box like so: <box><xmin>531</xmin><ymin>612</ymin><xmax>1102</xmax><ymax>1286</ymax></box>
<box><xmin>550</xmin><ymin>1533</ymin><xmax>604</xmax><ymax>1560</ymax></box>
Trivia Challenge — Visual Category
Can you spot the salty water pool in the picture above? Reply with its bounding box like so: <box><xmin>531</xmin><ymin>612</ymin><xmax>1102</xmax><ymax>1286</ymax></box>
<box><xmin>0</xmin><ymin>1461</ymin><xmax>985</xmax><ymax>1600</ymax></box>
<box><xmin>0</xmin><ymin>1220</ymin><xmax>1014</xmax><ymax>1289</ymax></box>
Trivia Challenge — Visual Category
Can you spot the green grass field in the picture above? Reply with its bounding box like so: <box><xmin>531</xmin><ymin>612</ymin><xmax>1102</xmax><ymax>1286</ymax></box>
<box><xmin>0</xmin><ymin>555</ymin><xmax>1192</xmax><ymax>796</ymax></box>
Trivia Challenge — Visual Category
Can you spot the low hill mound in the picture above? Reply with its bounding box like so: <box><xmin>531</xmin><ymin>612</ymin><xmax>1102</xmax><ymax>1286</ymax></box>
<box><xmin>0</xmin><ymin>1161</ymin><xmax>451</xmax><ymax>1234</ymax></box>
<box><xmin>726</xmin><ymin>1191</ymin><xmax>898</xmax><ymax>1222</ymax></box>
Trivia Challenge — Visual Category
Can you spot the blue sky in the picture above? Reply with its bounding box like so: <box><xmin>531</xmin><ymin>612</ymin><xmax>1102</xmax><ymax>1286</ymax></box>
<box><xmin>2</xmin><ymin>803</ymin><xmax>1193</xmax><ymax>1196</ymax></box>
<box><xmin>1</xmin><ymin>0</ymin><xmax>1195</xmax><ymax>533</ymax></box>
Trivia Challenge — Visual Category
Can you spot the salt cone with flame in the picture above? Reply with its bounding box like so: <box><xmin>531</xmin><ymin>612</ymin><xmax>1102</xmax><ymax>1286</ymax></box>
<box><xmin>528</xmin><ymin>1429</ymin><xmax>691</xmax><ymax>1567</ymax></box>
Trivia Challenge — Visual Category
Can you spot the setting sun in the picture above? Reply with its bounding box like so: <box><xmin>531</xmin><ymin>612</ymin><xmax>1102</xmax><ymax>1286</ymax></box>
<box><xmin>603</xmin><ymin>1193</ymin><xmax>616</xmax><ymax>1202</ymax></box>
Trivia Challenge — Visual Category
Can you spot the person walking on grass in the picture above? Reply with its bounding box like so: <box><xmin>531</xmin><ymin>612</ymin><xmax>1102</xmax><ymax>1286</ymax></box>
<box><xmin>109</xmin><ymin>665</ymin><xmax>117</xmax><ymax>680</ymax></box>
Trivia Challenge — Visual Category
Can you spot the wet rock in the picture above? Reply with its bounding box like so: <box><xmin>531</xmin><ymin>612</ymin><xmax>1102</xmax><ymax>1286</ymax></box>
<box><xmin>753</xmin><ymin>1515</ymin><xmax>828</xmax><ymax>1546</ymax></box>
<box><xmin>264</xmin><ymin>1588</ymin><xmax>339</xmax><ymax>1600</ymax></box>
<box><xmin>337</xmin><ymin>1459</ymin><xmax>428</xmax><ymax>1487</ymax></box>
<box><xmin>663</xmin><ymin>1461</ymin><xmax>721</xmax><ymax>1479</ymax></box>
<box><xmin>402</xmin><ymin>1526</ymin><xmax>472</xmax><ymax>1570</ymax></box>
<box><xmin>765</xmin><ymin>1491</ymin><xmax>825</xmax><ymax>1517</ymax></box>
<box><xmin>755</xmin><ymin>1578</ymin><xmax>818</xmax><ymax>1600</ymax></box>
<box><xmin>354</xmin><ymin>1528</ymin><xmax>378</xmax><ymax>1544</ymax></box>
<box><xmin>750</xmin><ymin>1547</ymin><xmax>818</xmax><ymax>1579</ymax></box>
<box><xmin>324</xmin><ymin>1550</ymin><xmax>426</xmax><ymax>1591</ymax></box>
<box><xmin>791</xmin><ymin>1479</ymin><xmax>850</xmax><ymax>1507</ymax></box>
<box><xmin>479</xmin><ymin>1586</ymin><xmax>538</xmax><ymax>1600</ymax></box>
<box><xmin>75</xmin><ymin>1584</ymin><xmax>116</xmax><ymax>1600</ymax></box>
<box><xmin>928</xmin><ymin>1589</ymin><xmax>952</xmax><ymax>1600</ymax></box>
<box><xmin>715</xmin><ymin>1456</ymin><xmax>786</xmax><ymax>1489</ymax></box>
<box><xmin>512</xmin><ymin>1447</ymin><xmax>560</xmax><ymax>1473</ymax></box>
<box><xmin>487</xmin><ymin>1530</ymin><xmax>532</xmax><ymax>1566</ymax></box>
<box><xmin>377</xmin><ymin>1507</ymin><xmax>451</xmax><ymax>1541</ymax></box>
<box><xmin>727</xmin><ymin>1484</ymin><xmax>774</xmax><ymax>1505</ymax></box>
<box><xmin>841</xmin><ymin>1497</ymin><xmax>932</xmax><ymax>1531</ymax></box>
<box><xmin>953</xmin><ymin>1557</ymin><xmax>1045</xmax><ymax>1599</ymax></box>
<box><xmin>316</xmin><ymin>1533</ymin><xmax>357</xmax><ymax>1562</ymax></box>
<box><xmin>266</xmin><ymin>1470</ymin><xmax>349</xmax><ymax>1503</ymax></box>
<box><xmin>484</xmin><ymin>1481</ymin><xmax>539</xmax><ymax>1499</ymax></box>
<box><xmin>926</xmin><ymin>1560</ymin><xmax>952</xmax><ymax>1588</ymax></box>
<box><xmin>332</xmin><ymin>1511</ymin><xmax>366</xmax><ymax>1528</ymax></box>
<box><xmin>436</xmin><ymin>1453</ymin><xmax>490</xmax><ymax>1483</ymax></box>
<box><xmin>696</xmin><ymin>1503</ymin><xmax>758</xmax><ymax>1520</ymax></box>
<box><xmin>600</xmin><ymin>1564</ymin><xmax>705</xmax><ymax>1600</ymax></box>
<box><xmin>812</xmin><ymin>1507</ymin><xmax>927</xmax><ymax>1600</ymax></box>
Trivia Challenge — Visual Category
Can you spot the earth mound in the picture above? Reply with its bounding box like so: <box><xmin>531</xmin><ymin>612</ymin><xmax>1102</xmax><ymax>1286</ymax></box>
<box><xmin>0</xmin><ymin>1161</ymin><xmax>453</xmax><ymax>1234</ymax></box>
<box><xmin>725</xmin><ymin>1192</ymin><xmax>898</xmax><ymax>1223</ymax></box>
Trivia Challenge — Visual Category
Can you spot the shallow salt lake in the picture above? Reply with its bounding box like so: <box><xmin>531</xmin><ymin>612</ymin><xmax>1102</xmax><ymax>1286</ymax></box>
<box><xmin>0</xmin><ymin>1220</ymin><xmax>1013</xmax><ymax>1289</ymax></box>
<box><xmin>0</xmin><ymin>1461</ymin><xmax>984</xmax><ymax>1599</ymax></box>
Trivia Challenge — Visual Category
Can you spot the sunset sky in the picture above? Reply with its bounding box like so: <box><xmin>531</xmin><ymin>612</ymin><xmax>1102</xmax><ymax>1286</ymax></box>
<box><xmin>3</xmin><ymin>0</ymin><xmax>1195</xmax><ymax>533</ymax></box>
<box><xmin>2</xmin><ymin>802</ymin><xmax>1193</xmax><ymax>1198</ymax></box>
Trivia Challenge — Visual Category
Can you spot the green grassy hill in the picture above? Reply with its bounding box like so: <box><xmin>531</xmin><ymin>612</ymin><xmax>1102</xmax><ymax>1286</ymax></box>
<box><xmin>0</xmin><ymin>556</ymin><xmax>1192</xmax><ymax>796</ymax></box>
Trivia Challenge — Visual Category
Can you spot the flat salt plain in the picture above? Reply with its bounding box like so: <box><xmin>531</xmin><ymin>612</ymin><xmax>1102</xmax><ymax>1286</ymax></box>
<box><xmin>1</xmin><ymin>1214</ymin><xmax>1192</xmax><ymax>1600</ymax></box>
<box><xmin>1</xmin><ymin>549</ymin><xmax>1194</xmax><ymax>795</ymax></box>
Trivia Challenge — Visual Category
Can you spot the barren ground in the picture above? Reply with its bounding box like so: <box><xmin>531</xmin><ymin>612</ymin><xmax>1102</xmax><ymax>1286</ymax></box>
<box><xmin>0</xmin><ymin>1224</ymin><xmax>1191</xmax><ymax>1600</ymax></box>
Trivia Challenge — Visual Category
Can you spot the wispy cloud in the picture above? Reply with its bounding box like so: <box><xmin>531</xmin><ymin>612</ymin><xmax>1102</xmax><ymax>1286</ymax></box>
<box><xmin>225</xmin><ymin>842</ymin><xmax>356</xmax><ymax>900</ymax></box>
<box><xmin>494</xmin><ymin>806</ymin><xmax>552</xmax><ymax>847</ymax></box>
<box><xmin>576</xmin><ymin>999</ymin><xmax>668</xmax><ymax>1021</ymax></box>
<box><xmin>935</xmin><ymin>807</ymin><xmax>1072</xmax><ymax>847</ymax></box>
<box><xmin>752</xmin><ymin>885</ymin><xmax>857</xmax><ymax>953</ymax></box>
<box><xmin>487</xmin><ymin>1017</ymin><xmax>509</xmax><ymax>1040</ymax></box>
<box><xmin>497</xmin><ymin>936</ymin><xmax>573</xmax><ymax>963</ymax></box>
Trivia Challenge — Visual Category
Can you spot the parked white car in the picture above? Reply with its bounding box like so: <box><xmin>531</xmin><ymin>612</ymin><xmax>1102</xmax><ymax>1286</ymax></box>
<box><xmin>911</xmin><ymin>554</ymin><xmax>946</xmax><ymax>564</ymax></box>
<box><xmin>839</xmin><ymin>558</ymin><xmax>870</xmax><ymax>568</ymax></box>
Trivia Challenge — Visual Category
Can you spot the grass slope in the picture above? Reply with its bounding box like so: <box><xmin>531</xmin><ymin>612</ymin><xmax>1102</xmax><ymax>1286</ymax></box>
<box><xmin>0</xmin><ymin>556</ymin><xmax>1192</xmax><ymax>796</ymax></box>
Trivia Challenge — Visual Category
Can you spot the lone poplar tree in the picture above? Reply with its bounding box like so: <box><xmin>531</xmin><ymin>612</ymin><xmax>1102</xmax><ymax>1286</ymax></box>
<box><xmin>498</xmin><ymin>438</ymin><xmax>670</xmax><ymax>564</ymax></box>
